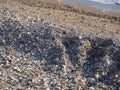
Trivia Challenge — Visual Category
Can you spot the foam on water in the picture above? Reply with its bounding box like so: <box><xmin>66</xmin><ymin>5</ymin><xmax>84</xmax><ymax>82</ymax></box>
<box><xmin>88</xmin><ymin>0</ymin><xmax>114</xmax><ymax>4</ymax></box>
<box><xmin>88</xmin><ymin>0</ymin><xmax>120</xmax><ymax>5</ymax></box>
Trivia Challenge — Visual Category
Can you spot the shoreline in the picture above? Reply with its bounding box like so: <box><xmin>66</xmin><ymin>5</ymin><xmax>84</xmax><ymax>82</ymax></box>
<box><xmin>60</xmin><ymin>0</ymin><xmax>120</xmax><ymax>14</ymax></box>
<box><xmin>59</xmin><ymin>0</ymin><xmax>120</xmax><ymax>23</ymax></box>
<box><xmin>17</xmin><ymin>0</ymin><xmax>120</xmax><ymax>23</ymax></box>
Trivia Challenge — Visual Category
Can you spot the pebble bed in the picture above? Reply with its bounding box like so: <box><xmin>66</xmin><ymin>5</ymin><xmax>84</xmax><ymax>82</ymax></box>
<box><xmin>0</xmin><ymin>0</ymin><xmax>120</xmax><ymax>90</ymax></box>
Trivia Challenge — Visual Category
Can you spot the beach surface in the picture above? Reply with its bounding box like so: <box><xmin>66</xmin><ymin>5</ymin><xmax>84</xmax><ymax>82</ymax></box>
<box><xmin>0</xmin><ymin>0</ymin><xmax>120</xmax><ymax>89</ymax></box>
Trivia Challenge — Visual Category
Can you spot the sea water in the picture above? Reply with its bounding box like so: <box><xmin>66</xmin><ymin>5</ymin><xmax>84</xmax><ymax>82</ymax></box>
<box><xmin>88</xmin><ymin>0</ymin><xmax>120</xmax><ymax>4</ymax></box>
<box><xmin>60</xmin><ymin>0</ymin><xmax>120</xmax><ymax>13</ymax></box>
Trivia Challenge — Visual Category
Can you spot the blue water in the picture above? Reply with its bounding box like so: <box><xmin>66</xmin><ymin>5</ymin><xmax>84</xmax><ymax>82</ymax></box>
<box><xmin>60</xmin><ymin>0</ymin><xmax>120</xmax><ymax>13</ymax></box>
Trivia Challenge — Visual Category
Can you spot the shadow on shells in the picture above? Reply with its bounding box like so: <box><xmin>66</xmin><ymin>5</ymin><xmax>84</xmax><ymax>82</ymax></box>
<box><xmin>82</xmin><ymin>37</ymin><xmax>120</xmax><ymax>89</ymax></box>
<box><xmin>0</xmin><ymin>18</ymin><xmax>120</xmax><ymax>89</ymax></box>
<box><xmin>62</xmin><ymin>35</ymin><xmax>120</xmax><ymax>89</ymax></box>
<box><xmin>0</xmin><ymin>18</ymin><xmax>64</xmax><ymax>66</ymax></box>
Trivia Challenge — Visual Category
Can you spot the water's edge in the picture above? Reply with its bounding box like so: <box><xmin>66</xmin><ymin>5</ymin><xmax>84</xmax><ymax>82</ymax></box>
<box><xmin>60</xmin><ymin>0</ymin><xmax>120</xmax><ymax>13</ymax></box>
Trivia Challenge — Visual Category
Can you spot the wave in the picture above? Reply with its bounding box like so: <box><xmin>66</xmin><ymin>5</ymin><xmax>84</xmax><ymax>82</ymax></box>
<box><xmin>88</xmin><ymin>0</ymin><xmax>120</xmax><ymax>5</ymax></box>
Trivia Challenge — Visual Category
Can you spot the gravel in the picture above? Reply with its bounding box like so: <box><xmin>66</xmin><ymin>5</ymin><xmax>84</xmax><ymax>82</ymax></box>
<box><xmin>0</xmin><ymin>0</ymin><xmax>120</xmax><ymax>90</ymax></box>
